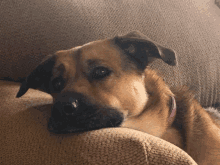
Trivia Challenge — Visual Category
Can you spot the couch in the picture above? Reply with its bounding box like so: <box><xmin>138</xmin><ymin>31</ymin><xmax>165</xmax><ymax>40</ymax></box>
<box><xmin>1</xmin><ymin>0</ymin><xmax>220</xmax><ymax>164</ymax></box>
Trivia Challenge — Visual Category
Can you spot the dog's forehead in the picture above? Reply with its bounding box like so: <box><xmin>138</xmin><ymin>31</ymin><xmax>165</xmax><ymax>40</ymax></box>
<box><xmin>52</xmin><ymin>39</ymin><xmax>125</xmax><ymax>79</ymax></box>
<box><xmin>55</xmin><ymin>39</ymin><xmax>122</xmax><ymax>68</ymax></box>
<box><xmin>55</xmin><ymin>46</ymin><xmax>80</xmax><ymax>63</ymax></box>
<box><xmin>79</xmin><ymin>39</ymin><xmax>122</xmax><ymax>66</ymax></box>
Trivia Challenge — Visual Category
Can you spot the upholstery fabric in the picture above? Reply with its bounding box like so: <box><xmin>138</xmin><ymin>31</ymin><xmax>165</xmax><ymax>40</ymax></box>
<box><xmin>0</xmin><ymin>0</ymin><xmax>220</xmax><ymax>107</ymax></box>
<box><xmin>0</xmin><ymin>80</ymin><xmax>197</xmax><ymax>165</ymax></box>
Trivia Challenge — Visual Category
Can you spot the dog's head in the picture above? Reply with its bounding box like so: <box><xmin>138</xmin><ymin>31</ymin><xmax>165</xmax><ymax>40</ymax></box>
<box><xmin>16</xmin><ymin>31</ymin><xmax>176</xmax><ymax>134</ymax></box>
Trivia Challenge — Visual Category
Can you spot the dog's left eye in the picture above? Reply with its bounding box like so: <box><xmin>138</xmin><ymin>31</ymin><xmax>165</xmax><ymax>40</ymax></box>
<box><xmin>91</xmin><ymin>67</ymin><xmax>111</xmax><ymax>80</ymax></box>
<box><xmin>51</xmin><ymin>77</ymin><xmax>65</xmax><ymax>92</ymax></box>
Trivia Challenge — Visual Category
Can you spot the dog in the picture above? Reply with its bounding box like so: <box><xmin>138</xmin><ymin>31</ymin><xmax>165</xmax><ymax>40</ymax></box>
<box><xmin>16</xmin><ymin>31</ymin><xmax>220</xmax><ymax>164</ymax></box>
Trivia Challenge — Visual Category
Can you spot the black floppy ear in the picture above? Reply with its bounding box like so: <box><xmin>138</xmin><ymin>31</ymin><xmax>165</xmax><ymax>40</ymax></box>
<box><xmin>16</xmin><ymin>55</ymin><xmax>56</xmax><ymax>98</ymax></box>
<box><xmin>114</xmin><ymin>31</ymin><xmax>176</xmax><ymax>70</ymax></box>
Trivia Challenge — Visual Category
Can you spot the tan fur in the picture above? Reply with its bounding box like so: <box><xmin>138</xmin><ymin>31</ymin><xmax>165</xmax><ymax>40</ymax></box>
<box><xmin>50</xmin><ymin>43</ymin><xmax>220</xmax><ymax>164</ymax></box>
<box><xmin>171</xmin><ymin>86</ymin><xmax>220</xmax><ymax>164</ymax></box>
<box><xmin>126</xmin><ymin>69</ymin><xmax>220</xmax><ymax>165</ymax></box>
<box><xmin>52</xmin><ymin>40</ymin><xmax>148</xmax><ymax>118</ymax></box>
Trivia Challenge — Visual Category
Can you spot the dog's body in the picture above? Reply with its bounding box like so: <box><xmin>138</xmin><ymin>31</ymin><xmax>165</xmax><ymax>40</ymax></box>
<box><xmin>16</xmin><ymin>31</ymin><xmax>220</xmax><ymax>164</ymax></box>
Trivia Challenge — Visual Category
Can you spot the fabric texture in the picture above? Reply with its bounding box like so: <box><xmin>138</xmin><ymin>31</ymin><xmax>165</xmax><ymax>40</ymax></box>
<box><xmin>0</xmin><ymin>81</ymin><xmax>197</xmax><ymax>165</ymax></box>
<box><xmin>0</xmin><ymin>0</ymin><xmax>220</xmax><ymax>107</ymax></box>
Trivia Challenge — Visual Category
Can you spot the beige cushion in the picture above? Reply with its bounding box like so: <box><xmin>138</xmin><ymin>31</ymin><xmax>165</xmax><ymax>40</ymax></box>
<box><xmin>0</xmin><ymin>80</ymin><xmax>197</xmax><ymax>164</ymax></box>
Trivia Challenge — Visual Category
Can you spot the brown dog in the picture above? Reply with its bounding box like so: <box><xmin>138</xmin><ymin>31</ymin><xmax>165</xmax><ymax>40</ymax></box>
<box><xmin>16</xmin><ymin>31</ymin><xmax>220</xmax><ymax>164</ymax></box>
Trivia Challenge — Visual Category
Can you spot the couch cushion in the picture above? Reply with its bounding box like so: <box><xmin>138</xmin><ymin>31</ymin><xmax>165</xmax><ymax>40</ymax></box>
<box><xmin>0</xmin><ymin>0</ymin><xmax>219</xmax><ymax>106</ymax></box>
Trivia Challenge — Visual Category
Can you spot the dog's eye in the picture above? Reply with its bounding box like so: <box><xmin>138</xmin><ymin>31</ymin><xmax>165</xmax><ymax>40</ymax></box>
<box><xmin>51</xmin><ymin>77</ymin><xmax>65</xmax><ymax>92</ymax></box>
<box><xmin>91</xmin><ymin>67</ymin><xmax>111</xmax><ymax>80</ymax></box>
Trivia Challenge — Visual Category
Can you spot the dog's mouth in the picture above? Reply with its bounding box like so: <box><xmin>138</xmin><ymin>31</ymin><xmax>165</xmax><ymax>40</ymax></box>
<box><xmin>48</xmin><ymin>109</ymin><xmax>124</xmax><ymax>134</ymax></box>
<box><xmin>48</xmin><ymin>119</ymin><xmax>89</xmax><ymax>134</ymax></box>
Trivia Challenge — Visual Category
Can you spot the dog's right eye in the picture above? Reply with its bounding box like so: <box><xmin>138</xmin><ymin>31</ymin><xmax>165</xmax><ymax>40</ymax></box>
<box><xmin>51</xmin><ymin>77</ymin><xmax>65</xmax><ymax>92</ymax></box>
<box><xmin>91</xmin><ymin>67</ymin><xmax>112</xmax><ymax>80</ymax></box>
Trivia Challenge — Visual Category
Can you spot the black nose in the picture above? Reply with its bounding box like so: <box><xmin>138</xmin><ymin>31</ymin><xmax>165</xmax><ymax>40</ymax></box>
<box><xmin>63</xmin><ymin>99</ymin><xmax>79</xmax><ymax>116</ymax></box>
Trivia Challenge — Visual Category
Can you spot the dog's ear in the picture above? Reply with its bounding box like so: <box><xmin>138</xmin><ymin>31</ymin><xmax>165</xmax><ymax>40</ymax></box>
<box><xmin>114</xmin><ymin>31</ymin><xmax>176</xmax><ymax>70</ymax></box>
<box><xmin>16</xmin><ymin>55</ymin><xmax>56</xmax><ymax>98</ymax></box>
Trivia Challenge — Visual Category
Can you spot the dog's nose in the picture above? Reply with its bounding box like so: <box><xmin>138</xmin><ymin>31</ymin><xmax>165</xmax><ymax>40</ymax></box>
<box><xmin>63</xmin><ymin>99</ymin><xmax>79</xmax><ymax>116</ymax></box>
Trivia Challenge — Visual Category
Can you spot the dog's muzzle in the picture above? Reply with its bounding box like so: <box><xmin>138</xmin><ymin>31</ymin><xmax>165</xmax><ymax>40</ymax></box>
<box><xmin>62</xmin><ymin>98</ymin><xmax>79</xmax><ymax>116</ymax></box>
<box><xmin>48</xmin><ymin>93</ymin><xmax>124</xmax><ymax>134</ymax></box>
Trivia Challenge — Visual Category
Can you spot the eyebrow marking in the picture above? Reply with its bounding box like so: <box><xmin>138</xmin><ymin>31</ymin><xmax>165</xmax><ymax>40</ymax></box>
<box><xmin>86</xmin><ymin>59</ymin><xmax>109</xmax><ymax>71</ymax></box>
<box><xmin>53</xmin><ymin>63</ymin><xmax>65</xmax><ymax>78</ymax></box>
<box><xmin>86</xmin><ymin>59</ymin><xmax>103</xmax><ymax>66</ymax></box>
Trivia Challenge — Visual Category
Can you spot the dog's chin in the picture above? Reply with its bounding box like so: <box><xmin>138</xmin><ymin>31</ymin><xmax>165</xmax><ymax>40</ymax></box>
<box><xmin>48</xmin><ymin>125</ymin><xmax>90</xmax><ymax>134</ymax></box>
<box><xmin>47</xmin><ymin>112</ymin><xmax>124</xmax><ymax>134</ymax></box>
<box><xmin>48</xmin><ymin>122</ymin><xmax>123</xmax><ymax>134</ymax></box>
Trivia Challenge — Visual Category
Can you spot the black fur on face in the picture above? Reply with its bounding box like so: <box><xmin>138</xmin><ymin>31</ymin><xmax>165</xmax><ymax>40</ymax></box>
<box><xmin>16</xmin><ymin>55</ymin><xmax>56</xmax><ymax>98</ymax></box>
<box><xmin>113</xmin><ymin>31</ymin><xmax>176</xmax><ymax>72</ymax></box>
<box><xmin>48</xmin><ymin>92</ymin><xmax>124</xmax><ymax>134</ymax></box>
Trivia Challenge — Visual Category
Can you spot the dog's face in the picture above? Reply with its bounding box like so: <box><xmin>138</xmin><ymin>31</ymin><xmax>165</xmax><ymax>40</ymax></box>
<box><xmin>16</xmin><ymin>31</ymin><xmax>176</xmax><ymax>134</ymax></box>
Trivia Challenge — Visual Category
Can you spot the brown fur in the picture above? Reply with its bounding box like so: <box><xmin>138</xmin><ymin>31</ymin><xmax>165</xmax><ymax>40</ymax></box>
<box><xmin>133</xmin><ymin>69</ymin><xmax>220</xmax><ymax>164</ymax></box>
<box><xmin>172</xmin><ymin>86</ymin><xmax>220</xmax><ymax>164</ymax></box>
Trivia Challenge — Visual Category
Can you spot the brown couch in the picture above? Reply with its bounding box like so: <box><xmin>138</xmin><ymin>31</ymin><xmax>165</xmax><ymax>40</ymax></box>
<box><xmin>1</xmin><ymin>0</ymin><xmax>220</xmax><ymax>164</ymax></box>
